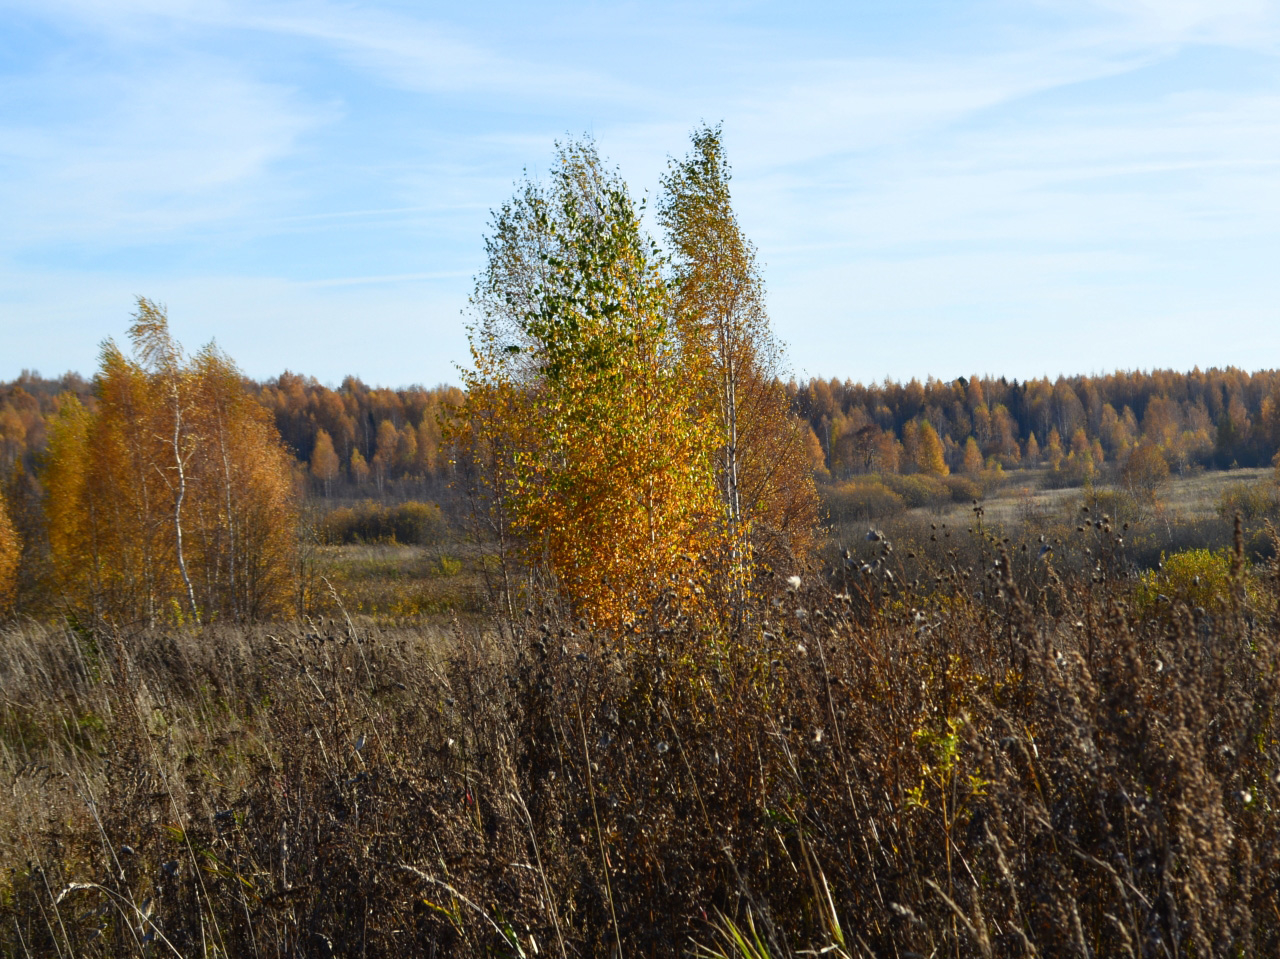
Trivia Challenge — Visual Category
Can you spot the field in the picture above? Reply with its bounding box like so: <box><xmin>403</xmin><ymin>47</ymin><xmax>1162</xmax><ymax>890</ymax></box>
<box><xmin>3</xmin><ymin>464</ymin><xmax>1280</xmax><ymax>957</ymax></box>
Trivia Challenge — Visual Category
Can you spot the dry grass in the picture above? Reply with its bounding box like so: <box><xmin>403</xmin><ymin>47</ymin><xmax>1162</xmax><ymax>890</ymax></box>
<box><xmin>894</xmin><ymin>466</ymin><xmax>1272</xmax><ymax>529</ymax></box>
<box><xmin>2</xmin><ymin>520</ymin><xmax>1279</xmax><ymax>956</ymax></box>
<box><xmin>307</xmin><ymin>542</ymin><xmax>488</xmax><ymax>621</ymax></box>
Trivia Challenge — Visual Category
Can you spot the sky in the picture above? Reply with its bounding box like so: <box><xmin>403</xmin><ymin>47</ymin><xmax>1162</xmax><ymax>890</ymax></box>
<box><xmin>2</xmin><ymin>0</ymin><xmax>1280</xmax><ymax>389</ymax></box>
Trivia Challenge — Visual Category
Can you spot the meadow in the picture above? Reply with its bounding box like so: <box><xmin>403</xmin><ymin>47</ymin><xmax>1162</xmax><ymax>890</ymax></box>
<box><xmin>3</xmin><ymin>464</ymin><xmax>1280</xmax><ymax>957</ymax></box>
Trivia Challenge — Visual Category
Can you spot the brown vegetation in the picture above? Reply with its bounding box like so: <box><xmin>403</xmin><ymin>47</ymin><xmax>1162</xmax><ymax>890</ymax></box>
<box><xmin>3</xmin><ymin>520</ymin><xmax>1279</xmax><ymax>956</ymax></box>
<box><xmin>0</xmin><ymin>486</ymin><xmax>18</xmax><ymax>613</ymax></box>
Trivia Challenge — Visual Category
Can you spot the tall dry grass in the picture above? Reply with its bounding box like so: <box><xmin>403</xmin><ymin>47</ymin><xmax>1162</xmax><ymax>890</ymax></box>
<box><xmin>2</xmin><ymin>520</ymin><xmax>1279</xmax><ymax>956</ymax></box>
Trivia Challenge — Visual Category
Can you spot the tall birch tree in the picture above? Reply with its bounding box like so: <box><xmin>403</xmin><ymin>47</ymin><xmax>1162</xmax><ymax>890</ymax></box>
<box><xmin>45</xmin><ymin>299</ymin><xmax>298</xmax><ymax>625</ymax></box>
<box><xmin>659</xmin><ymin>125</ymin><xmax>820</xmax><ymax>570</ymax></box>
<box><xmin>455</xmin><ymin>139</ymin><xmax>721</xmax><ymax>628</ymax></box>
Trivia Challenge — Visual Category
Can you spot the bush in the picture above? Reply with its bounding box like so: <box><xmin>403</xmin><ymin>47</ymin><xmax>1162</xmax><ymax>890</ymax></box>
<box><xmin>881</xmin><ymin>473</ymin><xmax>950</xmax><ymax>510</ymax></box>
<box><xmin>823</xmin><ymin>479</ymin><xmax>906</xmax><ymax>523</ymax></box>
<box><xmin>1082</xmin><ymin>487</ymin><xmax>1143</xmax><ymax>527</ymax></box>
<box><xmin>1134</xmin><ymin>547</ymin><xmax>1247</xmax><ymax>614</ymax></box>
<box><xmin>943</xmin><ymin>474</ymin><xmax>983</xmax><ymax>504</ymax></box>
<box><xmin>1217</xmin><ymin>480</ymin><xmax>1280</xmax><ymax>522</ymax></box>
<box><xmin>319</xmin><ymin>499</ymin><xmax>446</xmax><ymax>546</ymax></box>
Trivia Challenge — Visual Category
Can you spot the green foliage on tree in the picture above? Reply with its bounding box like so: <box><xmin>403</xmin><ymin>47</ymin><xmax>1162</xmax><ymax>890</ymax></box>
<box><xmin>455</xmin><ymin>139</ymin><xmax>723</xmax><ymax>627</ymax></box>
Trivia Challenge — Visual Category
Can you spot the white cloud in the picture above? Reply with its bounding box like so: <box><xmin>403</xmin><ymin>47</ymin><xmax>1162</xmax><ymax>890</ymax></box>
<box><xmin>0</xmin><ymin>56</ymin><xmax>325</xmax><ymax>248</ymax></box>
<box><xmin>9</xmin><ymin>0</ymin><xmax>635</xmax><ymax>101</ymax></box>
<box><xmin>1036</xmin><ymin>0</ymin><xmax>1280</xmax><ymax>48</ymax></box>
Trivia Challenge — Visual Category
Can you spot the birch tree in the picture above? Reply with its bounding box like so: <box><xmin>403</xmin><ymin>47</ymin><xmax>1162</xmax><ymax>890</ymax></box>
<box><xmin>45</xmin><ymin>299</ymin><xmax>298</xmax><ymax>625</ymax></box>
<box><xmin>659</xmin><ymin>125</ymin><xmax>820</xmax><ymax>571</ymax></box>
<box><xmin>454</xmin><ymin>139</ymin><xmax>721</xmax><ymax>628</ymax></box>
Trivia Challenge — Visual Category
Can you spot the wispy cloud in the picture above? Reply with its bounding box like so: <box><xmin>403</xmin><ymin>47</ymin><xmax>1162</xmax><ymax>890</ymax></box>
<box><xmin>11</xmin><ymin>0</ymin><xmax>637</xmax><ymax>101</ymax></box>
<box><xmin>1078</xmin><ymin>0</ymin><xmax>1280</xmax><ymax>46</ymax></box>
<box><xmin>3</xmin><ymin>0</ymin><xmax>1280</xmax><ymax>385</ymax></box>
<box><xmin>1</xmin><ymin>55</ymin><xmax>326</xmax><ymax>249</ymax></box>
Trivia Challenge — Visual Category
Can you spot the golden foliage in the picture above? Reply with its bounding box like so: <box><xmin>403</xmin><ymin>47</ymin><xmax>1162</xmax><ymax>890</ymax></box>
<box><xmin>311</xmin><ymin>427</ymin><xmax>340</xmax><ymax>494</ymax></box>
<box><xmin>659</xmin><ymin>125</ymin><xmax>821</xmax><ymax>568</ymax></box>
<box><xmin>455</xmin><ymin>140</ymin><xmax>723</xmax><ymax>628</ymax></box>
<box><xmin>0</xmin><ymin>487</ymin><xmax>18</xmax><ymax>613</ymax></box>
<box><xmin>44</xmin><ymin>299</ymin><xmax>298</xmax><ymax>625</ymax></box>
<box><xmin>915</xmin><ymin>421</ymin><xmax>949</xmax><ymax>476</ymax></box>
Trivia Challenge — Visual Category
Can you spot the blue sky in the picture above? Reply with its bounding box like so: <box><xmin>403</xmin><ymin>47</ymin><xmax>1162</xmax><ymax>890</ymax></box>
<box><xmin>3</xmin><ymin>0</ymin><xmax>1280</xmax><ymax>388</ymax></box>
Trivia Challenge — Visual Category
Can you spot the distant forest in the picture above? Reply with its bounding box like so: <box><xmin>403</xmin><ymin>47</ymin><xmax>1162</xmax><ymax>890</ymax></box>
<box><xmin>4</xmin><ymin>366</ymin><xmax>1280</xmax><ymax>499</ymax></box>
<box><xmin>788</xmin><ymin>367</ymin><xmax>1280</xmax><ymax>481</ymax></box>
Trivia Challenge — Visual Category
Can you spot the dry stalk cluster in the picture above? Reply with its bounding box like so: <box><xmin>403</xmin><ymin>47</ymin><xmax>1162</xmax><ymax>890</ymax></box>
<box><xmin>2</xmin><ymin>524</ymin><xmax>1279</xmax><ymax>957</ymax></box>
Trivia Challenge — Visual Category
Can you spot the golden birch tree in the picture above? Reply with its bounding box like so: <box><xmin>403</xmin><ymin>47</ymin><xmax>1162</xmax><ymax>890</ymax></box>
<box><xmin>455</xmin><ymin>139</ymin><xmax>721</xmax><ymax>628</ymax></box>
<box><xmin>44</xmin><ymin>299</ymin><xmax>297</xmax><ymax>625</ymax></box>
<box><xmin>658</xmin><ymin>124</ymin><xmax>820</xmax><ymax>571</ymax></box>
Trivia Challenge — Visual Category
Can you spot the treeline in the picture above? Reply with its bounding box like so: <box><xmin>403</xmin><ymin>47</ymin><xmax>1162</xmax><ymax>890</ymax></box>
<box><xmin>260</xmin><ymin>373</ymin><xmax>462</xmax><ymax>493</ymax></box>
<box><xmin>790</xmin><ymin>367</ymin><xmax>1280</xmax><ymax>480</ymax></box>
<box><xmin>0</xmin><ymin>370</ymin><xmax>463</xmax><ymax>497</ymax></box>
<box><xmin>10</xmin><ymin>367</ymin><xmax>1280</xmax><ymax>506</ymax></box>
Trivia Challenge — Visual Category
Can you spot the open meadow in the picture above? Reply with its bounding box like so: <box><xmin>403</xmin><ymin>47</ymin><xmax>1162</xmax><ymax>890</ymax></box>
<box><xmin>4</xmin><ymin>459</ymin><xmax>1280</xmax><ymax>957</ymax></box>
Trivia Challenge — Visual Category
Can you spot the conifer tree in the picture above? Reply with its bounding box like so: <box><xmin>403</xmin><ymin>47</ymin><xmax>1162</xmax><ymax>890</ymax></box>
<box><xmin>916</xmin><ymin>422</ymin><xmax>949</xmax><ymax>476</ymax></box>
<box><xmin>350</xmin><ymin>447</ymin><xmax>370</xmax><ymax>485</ymax></box>
<box><xmin>962</xmin><ymin>436</ymin><xmax>984</xmax><ymax>475</ymax></box>
<box><xmin>1025</xmin><ymin>432</ymin><xmax>1041</xmax><ymax>464</ymax></box>
<box><xmin>372</xmin><ymin>420</ymin><xmax>398</xmax><ymax>493</ymax></box>
<box><xmin>311</xmin><ymin>428</ymin><xmax>339</xmax><ymax>496</ymax></box>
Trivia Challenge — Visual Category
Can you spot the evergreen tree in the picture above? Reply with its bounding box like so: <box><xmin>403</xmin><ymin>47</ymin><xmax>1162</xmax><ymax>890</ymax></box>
<box><xmin>916</xmin><ymin>421</ymin><xmax>949</xmax><ymax>476</ymax></box>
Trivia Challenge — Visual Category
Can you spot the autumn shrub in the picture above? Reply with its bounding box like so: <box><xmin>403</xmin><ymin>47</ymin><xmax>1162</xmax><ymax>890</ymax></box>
<box><xmin>1041</xmin><ymin>451</ymin><xmax>1098</xmax><ymax>489</ymax></box>
<box><xmin>880</xmin><ymin>472</ymin><xmax>950</xmax><ymax>510</ymax></box>
<box><xmin>318</xmin><ymin>499</ymin><xmax>445</xmax><ymax>546</ymax></box>
<box><xmin>1132</xmin><ymin>546</ymin><xmax>1255</xmax><ymax>615</ymax></box>
<box><xmin>942</xmin><ymin>473</ymin><xmax>982</xmax><ymax>503</ymax></box>
<box><xmin>1080</xmin><ymin>485</ymin><xmax>1143</xmax><ymax>526</ymax></box>
<box><xmin>1217</xmin><ymin>479</ymin><xmax>1280</xmax><ymax>522</ymax></box>
<box><xmin>822</xmin><ymin>478</ymin><xmax>906</xmax><ymax>524</ymax></box>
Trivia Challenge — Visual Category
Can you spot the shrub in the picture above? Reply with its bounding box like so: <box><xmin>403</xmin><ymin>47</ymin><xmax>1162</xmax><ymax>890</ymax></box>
<box><xmin>1217</xmin><ymin>480</ymin><xmax>1280</xmax><ymax>522</ymax></box>
<box><xmin>1082</xmin><ymin>487</ymin><xmax>1143</xmax><ymax>527</ymax></box>
<box><xmin>943</xmin><ymin>474</ymin><xmax>982</xmax><ymax>504</ymax></box>
<box><xmin>823</xmin><ymin>479</ymin><xmax>906</xmax><ymax>524</ymax></box>
<box><xmin>319</xmin><ymin>499</ymin><xmax>446</xmax><ymax>546</ymax></box>
<box><xmin>881</xmin><ymin>473</ymin><xmax>950</xmax><ymax>510</ymax></box>
<box><xmin>1134</xmin><ymin>547</ymin><xmax>1246</xmax><ymax>614</ymax></box>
